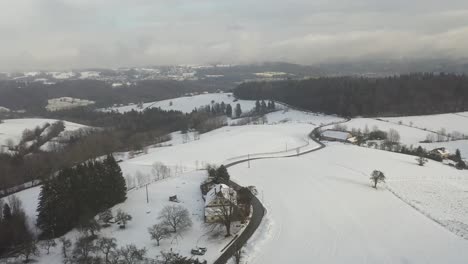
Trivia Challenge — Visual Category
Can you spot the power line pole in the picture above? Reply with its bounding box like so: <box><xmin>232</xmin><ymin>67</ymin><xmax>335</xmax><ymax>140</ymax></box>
<box><xmin>146</xmin><ymin>184</ymin><xmax>149</xmax><ymax>204</ymax></box>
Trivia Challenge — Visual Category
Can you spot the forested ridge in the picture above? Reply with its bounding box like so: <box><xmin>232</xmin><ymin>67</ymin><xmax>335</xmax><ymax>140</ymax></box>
<box><xmin>234</xmin><ymin>73</ymin><xmax>468</xmax><ymax>117</ymax></box>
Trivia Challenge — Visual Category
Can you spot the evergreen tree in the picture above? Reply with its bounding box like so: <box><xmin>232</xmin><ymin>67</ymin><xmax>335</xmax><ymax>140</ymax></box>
<box><xmin>261</xmin><ymin>100</ymin><xmax>267</xmax><ymax>112</ymax></box>
<box><xmin>235</xmin><ymin>103</ymin><xmax>242</xmax><ymax>118</ymax></box>
<box><xmin>255</xmin><ymin>100</ymin><xmax>261</xmax><ymax>113</ymax></box>
<box><xmin>104</xmin><ymin>154</ymin><xmax>127</xmax><ymax>205</ymax></box>
<box><xmin>455</xmin><ymin>149</ymin><xmax>462</xmax><ymax>162</ymax></box>
<box><xmin>215</xmin><ymin>165</ymin><xmax>230</xmax><ymax>183</ymax></box>
<box><xmin>270</xmin><ymin>100</ymin><xmax>276</xmax><ymax>109</ymax></box>
<box><xmin>2</xmin><ymin>203</ymin><xmax>11</xmax><ymax>220</ymax></box>
<box><xmin>225</xmin><ymin>104</ymin><xmax>233</xmax><ymax>117</ymax></box>
<box><xmin>36</xmin><ymin>156</ymin><xmax>127</xmax><ymax>238</ymax></box>
<box><xmin>220</xmin><ymin>102</ymin><xmax>226</xmax><ymax>113</ymax></box>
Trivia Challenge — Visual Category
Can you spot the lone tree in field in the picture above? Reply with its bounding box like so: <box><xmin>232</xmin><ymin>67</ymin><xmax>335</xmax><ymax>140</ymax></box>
<box><xmin>370</xmin><ymin>170</ymin><xmax>386</xmax><ymax>189</ymax></box>
<box><xmin>416</xmin><ymin>155</ymin><xmax>428</xmax><ymax>166</ymax></box>
<box><xmin>158</xmin><ymin>205</ymin><xmax>192</xmax><ymax>233</ymax></box>
<box><xmin>148</xmin><ymin>223</ymin><xmax>171</xmax><ymax>246</ymax></box>
<box><xmin>115</xmin><ymin>209</ymin><xmax>132</xmax><ymax>229</ymax></box>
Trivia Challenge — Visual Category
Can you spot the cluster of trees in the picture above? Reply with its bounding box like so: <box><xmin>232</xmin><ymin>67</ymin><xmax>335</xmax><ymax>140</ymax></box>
<box><xmin>234</xmin><ymin>73</ymin><xmax>468</xmax><ymax>117</ymax></box>
<box><xmin>36</xmin><ymin>155</ymin><xmax>127</xmax><ymax>238</ymax></box>
<box><xmin>195</xmin><ymin>101</ymin><xmax>243</xmax><ymax>119</ymax></box>
<box><xmin>254</xmin><ymin>99</ymin><xmax>275</xmax><ymax>114</ymax></box>
<box><xmin>207</xmin><ymin>165</ymin><xmax>230</xmax><ymax>184</ymax></box>
<box><xmin>15</xmin><ymin>121</ymin><xmax>66</xmax><ymax>155</ymax></box>
<box><xmin>0</xmin><ymin>196</ymin><xmax>34</xmax><ymax>258</ymax></box>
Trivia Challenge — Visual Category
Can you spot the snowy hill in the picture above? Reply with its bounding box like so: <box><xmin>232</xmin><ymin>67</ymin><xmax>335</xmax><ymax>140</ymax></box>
<box><xmin>0</xmin><ymin>118</ymin><xmax>87</xmax><ymax>148</ymax></box>
<box><xmin>229</xmin><ymin>143</ymin><xmax>468</xmax><ymax>263</ymax></box>
<box><xmin>102</xmin><ymin>93</ymin><xmax>258</xmax><ymax>114</ymax></box>
<box><xmin>4</xmin><ymin>105</ymin><xmax>468</xmax><ymax>264</ymax></box>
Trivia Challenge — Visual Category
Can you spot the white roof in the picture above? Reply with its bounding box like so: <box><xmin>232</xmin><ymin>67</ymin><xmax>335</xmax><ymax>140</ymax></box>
<box><xmin>205</xmin><ymin>184</ymin><xmax>237</xmax><ymax>206</ymax></box>
<box><xmin>322</xmin><ymin>130</ymin><xmax>351</xmax><ymax>140</ymax></box>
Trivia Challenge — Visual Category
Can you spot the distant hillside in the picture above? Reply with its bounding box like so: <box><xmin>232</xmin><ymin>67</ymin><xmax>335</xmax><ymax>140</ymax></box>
<box><xmin>234</xmin><ymin>73</ymin><xmax>468</xmax><ymax>117</ymax></box>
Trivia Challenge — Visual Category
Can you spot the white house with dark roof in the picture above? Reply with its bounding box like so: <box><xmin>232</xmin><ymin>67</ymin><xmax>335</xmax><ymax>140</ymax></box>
<box><xmin>204</xmin><ymin>184</ymin><xmax>237</xmax><ymax>223</ymax></box>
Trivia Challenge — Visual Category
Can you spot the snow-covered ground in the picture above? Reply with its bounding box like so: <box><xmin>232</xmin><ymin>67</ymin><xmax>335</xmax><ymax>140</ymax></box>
<box><xmin>382</xmin><ymin>112</ymin><xmax>468</xmax><ymax>136</ymax></box>
<box><xmin>229</xmin><ymin>143</ymin><xmax>468</xmax><ymax>264</ymax></box>
<box><xmin>101</xmin><ymin>93</ymin><xmax>258</xmax><ymax>114</ymax></box>
<box><xmin>0</xmin><ymin>118</ymin><xmax>87</xmax><ymax>147</ymax></box>
<box><xmin>5</xmin><ymin>104</ymin><xmax>468</xmax><ymax>264</ymax></box>
<box><xmin>119</xmin><ymin>123</ymin><xmax>318</xmax><ymax>181</ymax></box>
<box><xmin>265</xmin><ymin>108</ymin><xmax>343</xmax><ymax>126</ymax></box>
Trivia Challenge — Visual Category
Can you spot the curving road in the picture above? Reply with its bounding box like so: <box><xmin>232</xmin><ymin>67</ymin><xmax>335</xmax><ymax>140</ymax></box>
<box><xmin>213</xmin><ymin>118</ymin><xmax>349</xmax><ymax>264</ymax></box>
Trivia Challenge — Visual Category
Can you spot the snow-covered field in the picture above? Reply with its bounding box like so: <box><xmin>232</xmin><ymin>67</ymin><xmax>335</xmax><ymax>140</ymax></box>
<box><xmin>0</xmin><ymin>118</ymin><xmax>87</xmax><ymax>147</ymax></box>
<box><xmin>102</xmin><ymin>93</ymin><xmax>258</xmax><ymax>114</ymax></box>
<box><xmin>325</xmin><ymin>118</ymin><xmax>438</xmax><ymax>146</ymax></box>
<box><xmin>119</xmin><ymin>123</ymin><xmax>318</xmax><ymax>180</ymax></box>
<box><xmin>46</xmin><ymin>97</ymin><xmax>95</xmax><ymax>111</ymax></box>
<box><xmin>4</xmin><ymin>103</ymin><xmax>468</xmax><ymax>264</ymax></box>
<box><xmin>382</xmin><ymin>112</ymin><xmax>468</xmax><ymax>136</ymax></box>
<box><xmin>265</xmin><ymin>108</ymin><xmax>343</xmax><ymax>126</ymax></box>
<box><xmin>229</xmin><ymin>144</ymin><xmax>468</xmax><ymax>263</ymax></box>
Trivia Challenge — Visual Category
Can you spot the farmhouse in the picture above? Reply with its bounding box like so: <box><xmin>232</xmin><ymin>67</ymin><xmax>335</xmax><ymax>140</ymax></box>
<box><xmin>321</xmin><ymin>130</ymin><xmax>357</xmax><ymax>143</ymax></box>
<box><xmin>429</xmin><ymin>147</ymin><xmax>451</xmax><ymax>159</ymax></box>
<box><xmin>204</xmin><ymin>184</ymin><xmax>238</xmax><ymax>223</ymax></box>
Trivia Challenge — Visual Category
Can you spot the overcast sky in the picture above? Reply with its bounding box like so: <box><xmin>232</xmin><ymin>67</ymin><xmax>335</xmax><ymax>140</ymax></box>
<box><xmin>2</xmin><ymin>0</ymin><xmax>468</xmax><ymax>70</ymax></box>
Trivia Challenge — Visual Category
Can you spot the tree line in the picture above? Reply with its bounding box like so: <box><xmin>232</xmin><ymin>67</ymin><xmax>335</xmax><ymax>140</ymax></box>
<box><xmin>234</xmin><ymin>73</ymin><xmax>468</xmax><ymax>117</ymax></box>
<box><xmin>0</xmin><ymin>107</ymin><xmax>228</xmax><ymax>192</ymax></box>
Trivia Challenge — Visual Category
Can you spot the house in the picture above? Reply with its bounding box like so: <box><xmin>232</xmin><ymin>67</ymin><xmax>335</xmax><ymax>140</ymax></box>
<box><xmin>321</xmin><ymin>130</ymin><xmax>357</xmax><ymax>143</ymax></box>
<box><xmin>429</xmin><ymin>147</ymin><xmax>451</xmax><ymax>159</ymax></box>
<box><xmin>204</xmin><ymin>184</ymin><xmax>238</xmax><ymax>223</ymax></box>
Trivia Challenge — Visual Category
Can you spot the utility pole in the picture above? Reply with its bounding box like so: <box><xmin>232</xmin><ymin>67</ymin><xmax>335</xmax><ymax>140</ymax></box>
<box><xmin>146</xmin><ymin>184</ymin><xmax>149</xmax><ymax>204</ymax></box>
<box><xmin>248</xmin><ymin>154</ymin><xmax>250</xmax><ymax>168</ymax></box>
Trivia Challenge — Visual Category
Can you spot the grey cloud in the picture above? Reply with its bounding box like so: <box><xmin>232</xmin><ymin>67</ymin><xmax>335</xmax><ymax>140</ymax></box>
<box><xmin>1</xmin><ymin>0</ymin><xmax>468</xmax><ymax>70</ymax></box>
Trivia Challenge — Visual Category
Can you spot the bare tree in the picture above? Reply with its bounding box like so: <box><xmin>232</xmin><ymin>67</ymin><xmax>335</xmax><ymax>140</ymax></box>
<box><xmin>158</xmin><ymin>205</ymin><xmax>192</xmax><ymax>233</ymax></box>
<box><xmin>207</xmin><ymin>188</ymin><xmax>237</xmax><ymax>237</ymax></box>
<box><xmin>387</xmin><ymin>129</ymin><xmax>400</xmax><ymax>144</ymax></box>
<box><xmin>18</xmin><ymin>238</ymin><xmax>39</xmax><ymax>263</ymax></box>
<box><xmin>152</xmin><ymin>162</ymin><xmax>171</xmax><ymax>180</ymax></box>
<box><xmin>370</xmin><ymin>170</ymin><xmax>386</xmax><ymax>189</ymax></box>
<box><xmin>97</xmin><ymin>237</ymin><xmax>117</xmax><ymax>264</ymax></box>
<box><xmin>59</xmin><ymin>237</ymin><xmax>72</xmax><ymax>259</ymax></box>
<box><xmin>79</xmin><ymin>218</ymin><xmax>101</xmax><ymax>238</ymax></box>
<box><xmin>116</xmin><ymin>244</ymin><xmax>147</xmax><ymax>264</ymax></box>
<box><xmin>73</xmin><ymin>235</ymin><xmax>96</xmax><ymax>263</ymax></box>
<box><xmin>40</xmin><ymin>238</ymin><xmax>57</xmax><ymax>254</ymax></box>
<box><xmin>99</xmin><ymin>209</ymin><xmax>114</xmax><ymax>227</ymax></box>
<box><xmin>233</xmin><ymin>244</ymin><xmax>244</xmax><ymax>264</ymax></box>
<box><xmin>416</xmin><ymin>155</ymin><xmax>428</xmax><ymax>166</ymax></box>
<box><xmin>148</xmin><ymin>223</ymin><xmax>171</xmax><ymax>246</ymax></box>
<box><xmin>115</xmin><ymin>209</ymin><xmax>132</xmax><ymax>229</ymax></box>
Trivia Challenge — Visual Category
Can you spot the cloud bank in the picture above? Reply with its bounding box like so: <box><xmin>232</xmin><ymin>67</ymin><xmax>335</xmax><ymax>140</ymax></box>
<box><xmin>1</xmin><ymin>0</ymin><xmax>468</xmax><ymax>70</ymax></box>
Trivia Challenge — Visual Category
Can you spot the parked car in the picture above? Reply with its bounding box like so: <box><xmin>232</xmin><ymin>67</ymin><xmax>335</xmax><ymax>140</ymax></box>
<box><xmin>191</xmin><ymin>248</ymin><xmax>205</xmax><ymax>255</ymax></box>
